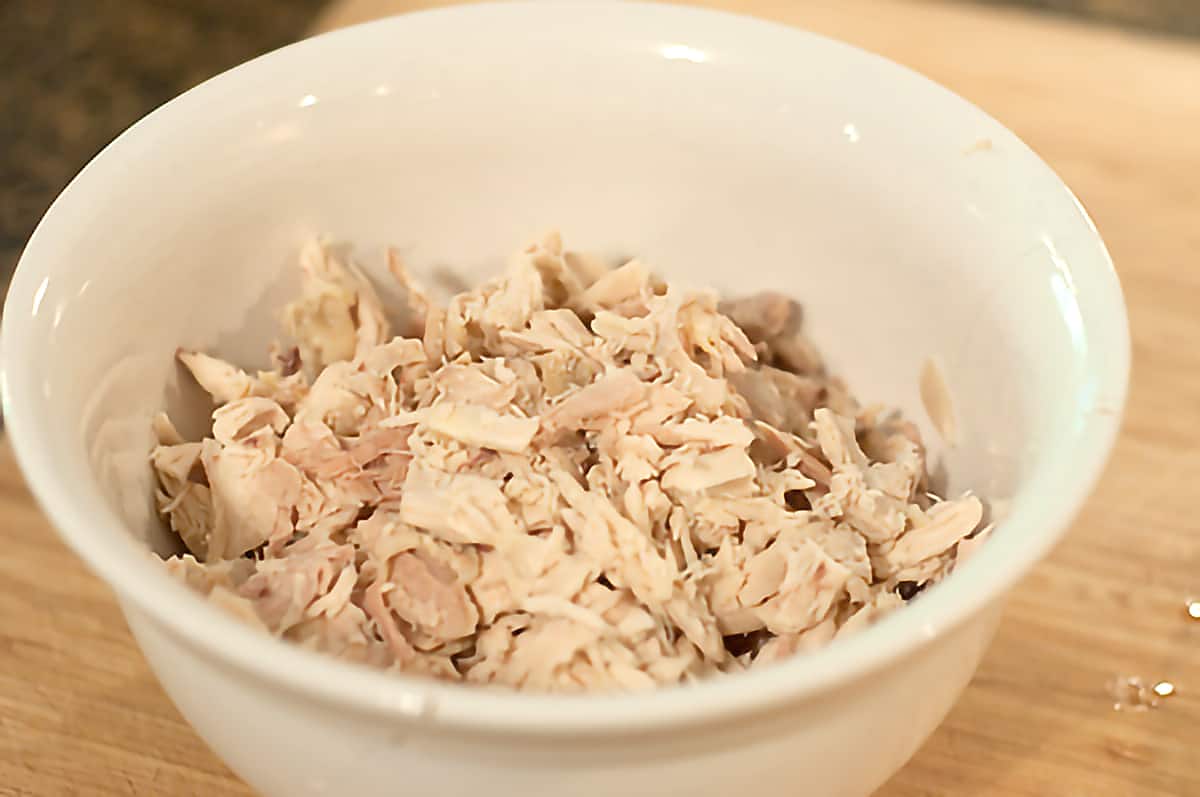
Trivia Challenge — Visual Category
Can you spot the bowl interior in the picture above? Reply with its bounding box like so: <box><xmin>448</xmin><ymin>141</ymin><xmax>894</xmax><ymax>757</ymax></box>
<box><xmin>2</xmin><ymin>1</ymin><xmax>1127</xmax><ymax>726</ymax></box>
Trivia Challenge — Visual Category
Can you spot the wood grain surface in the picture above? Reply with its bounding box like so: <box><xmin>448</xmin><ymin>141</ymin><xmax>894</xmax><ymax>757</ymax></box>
<box><xmin>2</xmin><ymin>1</ymin><xmax>1198</xmax><ymax>794</ymax></box>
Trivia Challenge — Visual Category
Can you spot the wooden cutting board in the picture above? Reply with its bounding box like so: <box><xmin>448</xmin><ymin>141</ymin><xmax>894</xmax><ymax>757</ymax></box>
<box><xmin>2</xmin><ymin>1</ymin><xmax>1198</xmax><ymax>794</ymax></box>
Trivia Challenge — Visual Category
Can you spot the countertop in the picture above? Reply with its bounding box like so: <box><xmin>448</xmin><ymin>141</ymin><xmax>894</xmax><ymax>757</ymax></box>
<box><xmin>0</xmin><ymin>0</ymin><xmax>325</xmax><ymax>295</ymax></box>
<box><xmin>2</xmin><ymin>0</ymin><xmax>1199</xmax><ymax>795</ymax></box>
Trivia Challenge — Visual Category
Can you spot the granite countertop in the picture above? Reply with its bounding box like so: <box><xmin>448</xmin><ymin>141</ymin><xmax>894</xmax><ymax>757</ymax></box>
<box><xmin>0</xmin><ymin>0</ymin><xmax>1196</xmax><ymax>298</ymax></box>
<box><xmin>0</xmin><ymin>0</ymin><xmax>326</xmax><ymax>295</ymax></box>
<box><xmin>975</xmin><ymin>0</ymin><xmax>1200</xmax><ymax>37</ymax></box>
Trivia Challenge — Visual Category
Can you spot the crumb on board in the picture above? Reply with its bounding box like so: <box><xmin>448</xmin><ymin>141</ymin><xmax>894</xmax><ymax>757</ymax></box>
<box><xmin>963</xmin><ymin>137</ymin><xmax>993</xmax><ymax>155</ymax></box>
<box><xmin>1108</xmin><ymin>675</ymin><xmax>1175</xmax><ymax>711</ymax></box>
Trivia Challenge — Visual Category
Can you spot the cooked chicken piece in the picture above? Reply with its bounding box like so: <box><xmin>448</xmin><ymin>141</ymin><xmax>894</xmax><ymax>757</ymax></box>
<box><xmin>281</xmin><ymin>420</ymin><xmax>379</xmax><ymax>512</ymax></box>
<box><xmin>751</xmin><ymin>538</ymin><xmax>851</xmax><ymax>635</ymax></box>
<box><xmin>282</xmin><ymin>240</ymin><xmax>391</xmax><ymax>371</ymax></box>
<box><xmin>282</xmin><ymin>419</ymin><xmax>353</xmax><ymax>475</ymax></box>
<box><xmin>386</xmin><ymin>248</ymin><xmax>432</xmax><ymax>337</ymax></box>
<box><xmin>748</xmin><ymin>421</ymin><xmax>833</xmax><ymax>486</ymax></box>
<box><xmin>718</xmin><ymin>292</ymin><xmax>797</xmax><ymax>343</ymax></box>
<box><xmin>237</xmin><ymin>543</ymin><xmax>355</xmax><ymax>632</ymax></box>
<box><xmin>151</xmin><ymin>441</ymin><xmax>212</xmax><ymax>558</ymax></box>
<box><xmin>583</xmin><ymin>259</ymin><xmax>652</xmax><ymax>312</ymax></box>
<box><xmin>292</xmin><ymin>361</ymin><xmax>389</xmax><ymax>437</ymax></box>
<box><xmin>858</xmin><ymin>408</ymin><xmax>927</xmax><ymax>501</ymax></box>
<box><xmin>419</xmin><ymin>303</ymin><xmax>448</xmax><ymax>367</ymax></box>
<box><xmin>177</xmin><ymin>350</ymin><xmax>257</xmax><ymax>404</ymax></box>
<box><xmin>552</xmin><ymin>470</ymin><xmax>726</xmax><ymax>663</ymax></box>
<box><xmin>768</xmin><ymin>333</ymin><xmax>827</xmax><ymax>377</ymax></box>
<box><xmin>802</xmin><ymin>521</ymin><xmax>873</xmax><ymax>584</ymax></box>
<box><xmin>884</xmin><ymin>495</ymin><xmax>984</xmax><ymax>572</ymax></box>
<box><xmin>648</xmin><ymin>416</ymin><xmax>754</xmax><ymax>449</ymax></box>
<box><xmin>590</xmin><ymin>309</ymin><xmax>656</xmax><ymax>355</ymax></box>
<box><xmin>919</xmin><ymin>356</ymin><xmax>959</xmax><ymax>446</ymax></box>
<box><xmin>399</xmin><ymin>463</ymin><xmax>518</xmax><ymax>547</ymax></box>
<box><xmin>416</xmin><ymin>403</ymin><xmax>538</xmax><ymax>454</ymax></box>
<box><xmin>346</xmin><ymin>425</ymin><xmax>412</xmax><ymax>468</ymax></box>
<box><xmin>164</xmin><ymin>555</ymin><xmax>266</xmax><ymax>630</ymax></box>
<box><xmin>661</xmin><ymin>447</ymin><xmax>757</xmax><ymax>493</ymax></box>
<box><xmin>676</xmin><ymin>292</ymin><xmax>758</xmax><ymax>377</ymax></box>
<box><xmin>954</xmin><ymin>525</ymin><xmax>993</xmax><ymax>567</ymax></box>
<box><xmin>361</xmin><ymin>336</ymin><xmax>427</xmax><ymax>381</ymax></box>
<box><xmin>370</xmin><ymin>547</ymin><xmax>480</xmax><ymax>645</ymax></box>
<box><xmin>542</xmin><ymin>368</ymin><xmax>646</xmax><ymax>434</ymax></box>
<box><xmin>164</xmin><ymin>553</ymin><xmax>255</xmax><ymax>595</ymax></box>
<box><xmin>558</xmin><ymin>247</ymin><xmax>607</xmax><ymax>287</ymax></box>
<box><xmin>837</xmin><ymin>591</ymin><xmax>905</xmax><ymax>639</ymax></box>
<box><xmin>731</xmin><ymin>366</ymin><xmax>825</xmax><ymax>436</ymax></box>
<box><xmin>156</xmin><ymin>232</ymin><xmax>987</xmax><ymax>692</ymax></box>
<box><xmin>718</xmin><ymin>290</ymin><xmax>833</xmax><ymax>379</ymax></box>
<box><xmin>431</xmin><ymin>363</ymin><xmax>514</xmax><ymax>408</ymax></box>
<box><xmin>503</xmin><ymin>308</ymin><xmax>593</xmax><ymax>353</ymax></box>
<box><xmin>520</xmin><ymin>232</ymin><xmax>588</xmax><ymax>310</ymax></box>
<box><xmin>211</xmin><ymin>397</ymin><xmax>289</xmax><ymax>448</ymax></box>
<box><xmin>201</xmin><ymin>438</ymin><xmax>303</xmax><ymax>559</ymax></box>
<box><xmin>287</xmin><ymin>595</ymin><xmax>394</xmax><ymax>667</ymax></box>
<box><xmin>178</xmin><ymin>350</ymin><xmax>310</xmax><ymax>412</ymax></box>
<box><xmin>811</xmin><ymin>408</ymin><xmax>917</xmax><ymax>544</ymax></box>
<box><xmin>755</xmin><ymin>616</ymin><xmax>838</xmax><ymax>664</ymax></box>
<box><xmin>360</xmin><ymin>517</ymin><xmax>482</xmax><ymax>635</ymax></box>
<box><xmin>152</xmin><ymin>412</ymin><xmax>185</xmax><ymax>446</ymax></box>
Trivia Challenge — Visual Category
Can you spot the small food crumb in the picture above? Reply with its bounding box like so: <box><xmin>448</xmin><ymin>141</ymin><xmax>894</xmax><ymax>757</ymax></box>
<box><xmin>963</xmin><ymin>137</ymin><xmax>993</xmax><ymax>154</ymax></box>
<box><xmin>1152</xmin><ymin>680</ymin><xmax>1176</xmax><ymax>698</ymax></box>
<box><xmin>1187</xmin><ymin>600</ymin><xmax>1200</xmax><ymax>620</ymax></box>
<box><xmin>1108</xmin><ymin>676</ymin><xmax>1166</xmax><ymax>711</ymax></box>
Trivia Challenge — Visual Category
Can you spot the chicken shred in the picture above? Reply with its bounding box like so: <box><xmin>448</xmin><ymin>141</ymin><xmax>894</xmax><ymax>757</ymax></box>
<box><xmin>153</xmin><ymin>233</ymin><xmax>986</xmax><ymax>691</ymax></box>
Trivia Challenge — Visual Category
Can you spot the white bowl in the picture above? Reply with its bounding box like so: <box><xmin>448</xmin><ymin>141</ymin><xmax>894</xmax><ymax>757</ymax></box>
<box><xmin>2</xmin><ymin>3</ymin><xmax>1128</xmax><ymax>796</ymax></box>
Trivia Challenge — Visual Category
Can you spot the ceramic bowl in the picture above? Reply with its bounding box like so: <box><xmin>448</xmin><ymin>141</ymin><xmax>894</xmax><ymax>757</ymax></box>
<box><xmin>1</xmin><ymin>3</ymin><xmax>1128</xmax><ymax>796</ymax></box>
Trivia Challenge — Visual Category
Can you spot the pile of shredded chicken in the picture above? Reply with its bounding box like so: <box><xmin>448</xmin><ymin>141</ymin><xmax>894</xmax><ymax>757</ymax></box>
<box><xmin>152</xmin><ymin>232</ymin><xmax>989</xmax><ymax>691</ymax></box>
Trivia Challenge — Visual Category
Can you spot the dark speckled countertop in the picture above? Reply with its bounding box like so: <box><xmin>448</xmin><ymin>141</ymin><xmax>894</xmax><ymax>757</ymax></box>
<box><xmin>0</xmin><ymin>0</ymin><xmax>326</xmax><ymax>295</ymax></box>
<box><xmin>1</xmin><ymin>0</ymin><xmax>1196</xmax><ymax>296</ymax></box>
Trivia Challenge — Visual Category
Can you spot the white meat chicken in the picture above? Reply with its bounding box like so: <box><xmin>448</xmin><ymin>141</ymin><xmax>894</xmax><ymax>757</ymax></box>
<box><xmin>152</xmin><ymin>232</ymin><xmax>985</xmax><ymax>691</ymax></box>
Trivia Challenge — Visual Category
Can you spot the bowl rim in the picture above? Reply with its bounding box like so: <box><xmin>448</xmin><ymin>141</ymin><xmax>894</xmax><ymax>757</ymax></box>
<box><xmin>1</xmin><ymin>0</ymin><xmax>1130</xmax><ymax>734</ymax></box>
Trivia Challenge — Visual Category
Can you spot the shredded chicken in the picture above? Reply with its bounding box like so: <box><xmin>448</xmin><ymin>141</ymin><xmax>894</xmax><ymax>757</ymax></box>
<box><xmin>919</xmin><ymin>356</ymin><xmax>958</xmax><ymax>446</ymax></box>
<box><xmin>152</xmin><ymin>232</ymin><xmax>986</xmax><ymax>691</ymax></box>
